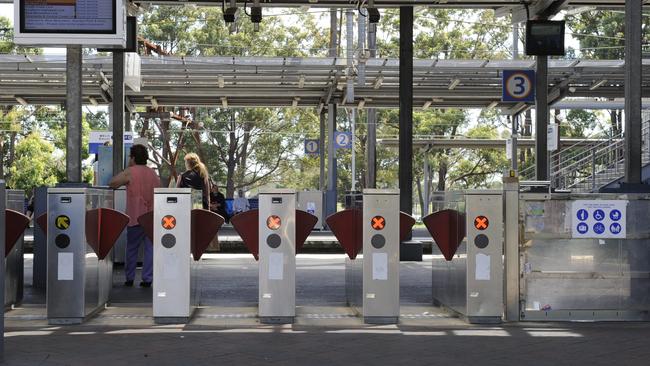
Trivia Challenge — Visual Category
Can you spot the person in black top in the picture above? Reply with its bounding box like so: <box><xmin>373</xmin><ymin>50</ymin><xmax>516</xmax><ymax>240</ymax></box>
<box><xmin>177</xmin><ymin>153</ymin><xmax>210</xmax><ymax>209</ymax></box>
<box><xmin>209</xmin><ymin>181</ymin><xmax>230</xmax><ymax>223</ymax></box>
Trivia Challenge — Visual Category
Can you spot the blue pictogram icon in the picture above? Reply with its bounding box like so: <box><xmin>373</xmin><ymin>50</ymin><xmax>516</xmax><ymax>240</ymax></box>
<box><xmin>593</xmin><ymin>209</ymin><xmax>605</xmax><ymax>221</ymax></box>
<box><xmin>593</xmin><ymin>222</ymin><xmax>605</xmax><ymax>235</ymax></box>
<box><xmin>576</xmin><ymin>209</ymin><xmax>589</xmax><ymax>221</ymax></box>
<box><xmin>610</xmin><ymin>223</ymin><xmax>622</xmax><ymax>235</ymax></box>
<box><xmin>576</xmin><ymin>223</ymin><xmax>589</xmax><ymax>234</ymax></box>
<box><xmin>610</xmin><ymin>209</ymin><xmax>622</xmax><ymax>221</ymax></box>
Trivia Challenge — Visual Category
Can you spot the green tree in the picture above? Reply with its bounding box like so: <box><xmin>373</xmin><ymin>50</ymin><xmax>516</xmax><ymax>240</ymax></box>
<box><xmin>0</xmin><ymin>16</ymin><xmax>42</xmax><ymax>54</ymax></box>
<box><xmin>566</xmin><ymin>11</ymin><xmax>646</xmax><ymax>136</ymax></box>
<box><xmin>8</xmin><ymin>132</ymin><xmax>58</xmax><ymax>193</ymax></box>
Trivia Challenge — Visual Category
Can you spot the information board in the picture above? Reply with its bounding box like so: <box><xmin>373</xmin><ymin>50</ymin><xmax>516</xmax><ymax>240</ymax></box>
<box><xmin>571</xmin><ymin>200</ymin><xmax>627</xmax><ymax>239</ymax></box>
<box><xmin>14</xmin><ymin>0</ymin><xmax>126</xmax><ymax>47</ymax></box>
<box><xmin>21</xmin><ymin>0</ymin><xmax>115</xmax><ymax>33</ymax></box>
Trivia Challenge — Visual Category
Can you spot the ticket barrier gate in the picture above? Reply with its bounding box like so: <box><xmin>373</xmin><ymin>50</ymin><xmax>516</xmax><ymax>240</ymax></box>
<box><xmin>423</xmin><ymin>191</ymin><xmax>504</xmax><ymax>324</ymax></box>
<box><xmin>326</xmin><ymin>189</ymin><xmax>416</xmax><ymax>324</ymax></box>
<box><xmin>45</xmin><ymin>188</ymin><xmax>129</xmax><ymax>324</ymax></box>
<box><xmin>4</xmin><ymin>190</ymin><xmax>30</xmax><ymax>309</ymax></box>
<box><xmin>111</xmin><ymin>188</ymin><xmax>130</xmax><ymax>264</ymax></box>
<box><xmin>231</xmin><ymin>189</ymin><xmax>318</xmax><ymax>324</ymax></box>
<box><xmin>514</xmin><ymin>191</ymin><xmax>650</xmax><ymax>321</ymax></box>
<box><xmin>140</xmin><ymin>188</ymin><xmax>225</xmax><ymax>324</ymax></box>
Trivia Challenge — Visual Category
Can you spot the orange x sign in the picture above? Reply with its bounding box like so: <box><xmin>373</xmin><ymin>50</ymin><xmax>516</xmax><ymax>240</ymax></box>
<box><xmin>474</xmin><ymin>216</ymin><xmax>489</xmax><ymax>230</ymax></box>
<box><xmin>267</xmin><ymin>215</ymin><xmax>282</xmax><ymax>230</ymax></box>
<box><xmin>162</xmin><ymin>215</ymin><xmax>176</xmax><ymax>230</ymax></box>
<box><xmin>371</xmin><ymin>216</ymin><xmax>386</xmax><ymax>230</ymax></box>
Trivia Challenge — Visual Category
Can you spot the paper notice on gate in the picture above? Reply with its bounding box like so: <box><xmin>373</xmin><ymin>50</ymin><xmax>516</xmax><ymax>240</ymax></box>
<box><xmin>57</xmin><ymin>252</ymin><xmax>74</xmax><ymax>280</ymax></box>
<box><xmin>475</xmin><ymin>253</ymin><xmax>491</xmax><ymax>281</ymax></box>
<box><xmin>268</xmin><ymin>252</ymin><xmax>284</xmax><ymax>280</ymax></box>
<box><xmin>372</xmin><ymin>253</ymin><xmax>388</xmax><ymax>280</ymax></box>
<box><xmin>162</xmin><ymin>253</ymin><xmax>180</xmax><ymax>280</ymax></box>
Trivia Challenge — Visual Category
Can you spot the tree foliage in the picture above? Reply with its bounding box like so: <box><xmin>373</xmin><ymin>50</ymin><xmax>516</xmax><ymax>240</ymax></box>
<box><xmin>8</xmin><ymin>132</ymin><xmax>58</xmax><ymax>192</ymax></box>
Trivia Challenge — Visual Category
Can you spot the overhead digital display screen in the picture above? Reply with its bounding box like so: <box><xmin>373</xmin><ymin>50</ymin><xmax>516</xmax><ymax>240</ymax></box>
<box><xmin>20</xmin><ymin>0</ymin><xmax>116</xmax><ymax>34</ymax></box>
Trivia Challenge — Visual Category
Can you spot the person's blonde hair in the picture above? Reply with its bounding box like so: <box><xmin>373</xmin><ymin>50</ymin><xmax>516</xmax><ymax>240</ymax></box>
<box><xmin>184</xmin><ymin>153</ymin><xmax>209</xmax><ymax>179</ymax></box>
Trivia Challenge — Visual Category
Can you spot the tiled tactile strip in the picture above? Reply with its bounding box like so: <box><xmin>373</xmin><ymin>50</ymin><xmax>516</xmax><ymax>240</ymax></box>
<box><xmin>302</xmin><ymin>314</ymin><xmax>357</xmax><ymax>319</ymax></box>
<box><xmin>400</xmin><ymin>313</ymin><xmax>453</xmax><ymax>319</ymax></box>
<box><xmin>196</xmin><ymin>313</ymin><xmax>258</xmax><ymax>319</ymax></box>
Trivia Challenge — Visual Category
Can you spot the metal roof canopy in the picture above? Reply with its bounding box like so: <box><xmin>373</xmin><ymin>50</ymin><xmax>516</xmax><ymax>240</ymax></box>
<box><xmin>0</xmin><ymin>0</ymin><xmax>634</xmax><ymax>11</ymax></box>
<box><xmin>0</xmin><ymin>55</ymin><xmax>647</xmax><ymax>111</ymax></box>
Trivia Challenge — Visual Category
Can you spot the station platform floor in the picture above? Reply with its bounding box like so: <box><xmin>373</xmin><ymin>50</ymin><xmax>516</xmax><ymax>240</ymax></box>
<box><xmin>4</xmin><ymin>254</ymin><xmax>650</xmax><ymax>365</ymax></box>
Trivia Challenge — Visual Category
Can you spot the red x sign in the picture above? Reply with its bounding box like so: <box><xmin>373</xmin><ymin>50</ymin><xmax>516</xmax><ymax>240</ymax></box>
<box><xmin>474</xmin><ymin>216</ymin><xmax>489</xmax><ymax>230</ymax></box>
<box><xmin>267</xmin><ymin>215</ymin><xmax>282</xmax><ymax>230</ymax></box>
<box><xmin>161</xmin><ymin>215</ymin><xmax>176</xmax><ymax>230</ymax></box>
<box><xmin>371</xmin><ymin>216</ymin><xmax>386</xmax><ymax>230</ymax></box>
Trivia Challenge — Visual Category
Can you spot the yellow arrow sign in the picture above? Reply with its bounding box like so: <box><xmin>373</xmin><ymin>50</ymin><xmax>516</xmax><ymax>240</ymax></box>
<box><xmin>55</xmin><ymin>215</ymin><xmax>70</xmax><ymax>230</ymax></box>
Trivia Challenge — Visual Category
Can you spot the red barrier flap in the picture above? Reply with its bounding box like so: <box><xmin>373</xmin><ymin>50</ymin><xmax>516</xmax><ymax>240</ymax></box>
<box><xmin>5</xmin><ymin>209</ymin><xmax>30</xmax><ymax>257</ymax></box>
<box><xmin>422</xmin><ymin>209</ymin><xmax>466</xmax><ymax>261</ymax></box>
<box><xmin>399</xmin><ymin>211</ymin><xmax>416</xmax><ymax>242</ymax></box>
<box><xmin>231</xmin><ymin>209</ymin><xmax>260</xmax><ymax>261</ymax></box>
<box><xmin>191</xmin><ymin>209</ymin><xmax>225</xmax><ymax>261</ymax></box>
<box><xmin>35</xmin><ymin>213</ymin><xmax>48</xmax><ymax>236</ymax></box>
<box><xmin>295</xmin><ymin>210</ymin><xmax>318</xmax><ymax>254</ymax></box>
<box><xmin>325</xmin><ymin>209</ymin><xmax>362</xmax><ymax>260</ymax></box>
<box><xmin>86</xmin><ymin>208</ymin><xmax>130</xmax><ymax>260</ymax></box>
<box><xmin>137</xmin><ymin>211</ymin><xmax>154</xmax><ymax>242</ymax></box>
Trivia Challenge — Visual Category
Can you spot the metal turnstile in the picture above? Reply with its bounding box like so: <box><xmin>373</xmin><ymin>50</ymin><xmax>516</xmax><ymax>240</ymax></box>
<box><xmin>47</xmin><ymin>187</ymin><xmax>128</xmax><ymax>324</ymax></box>
<box><xmin>327</xmin><ymin>189</ymin><xmax>414</xmax><ymax>324</ymax></box>
<box><xmin>426</xmin><ymin>190</ymin><xmax>504</xmax><ymax>324</ymax></box>
<box><xmin>111</xmin><ymin>187</ymin><xmax>133</xmax><ymax>264</ymax></box>
<box><xmin>259</xmin><ymin>189</ymin><xmax>297</xmax><ymax>324</ymax></box>
<box><xmin>5</xmin><ymin>190</ymin><xmax>27</xmax><ymax>308</ymax></box>
<box><xmin>297</xmin><ymin>190</ymin><xmax>325</xmax><ymax>230</ymax></box>
<box><xmin>152</xmin><ymin>188</ymin><xmax>210</xmax><ymax>324</ymax></box>
<box><xmin>230</xmin><ymin>189</ymin><xmax>317</xmax><ymax>324</ymax></box>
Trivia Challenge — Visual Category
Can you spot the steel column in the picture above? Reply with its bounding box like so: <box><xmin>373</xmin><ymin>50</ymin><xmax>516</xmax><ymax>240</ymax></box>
<box><xmin>399</xmin><ymin>6</ymin><xmax>413</xmax><ymax>215</ymax></box>
<box><xmin>0</xmin><ymin>180</ymin><xmax>5</xmax><ymax>360</ymax></box>
<box><xmin>326</xmin><ymin>104</ymin><xmax>338</xmax><ymax>217</ymax></box>
<box><xmin>535</xmin><ymin>56</ymin><xmax>549</xmax><ymax>181</ymax></box>
<box><xmin>66</xmin><ymin>46</ymin><xmax>82</xmax><ymax>183</ymax></box>
<box><xmin>625</xmin><ymin>0</ymin><xmax>642</xmax><ymax>184</ymax></box>
<box><xmin>366</xmin><ymin>11</ymin><xmax>378</xmax><ymax>189</ymax></box>
<box><xmin>319</xmin><ymin>111</ymin><xmax>326</xmax><ymax>191</ymax></box>
<box><xmin>329</xmin><ymin>9</ymin><xmax>338</xmax><ymax>57</ymax></box>
<box><xmin>113</xmin><ymin>51</ymin><xmax>125</xmax><ymax>175</ymax></box>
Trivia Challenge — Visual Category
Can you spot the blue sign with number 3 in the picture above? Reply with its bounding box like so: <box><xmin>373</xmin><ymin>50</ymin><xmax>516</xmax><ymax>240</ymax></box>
<box><xmin>502</xmin><ymin>70</ymin><xmax>536</xmax><ymax>103</ymax></box>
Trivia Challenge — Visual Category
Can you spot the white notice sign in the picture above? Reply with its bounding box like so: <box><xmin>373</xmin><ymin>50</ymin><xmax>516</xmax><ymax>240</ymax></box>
<box><xmin>506</xmin><ymin>138</ymin><xmax>513</xmax><ymax>160</ymax></box>
<box><xmin>268</xmin><ymin>253</ymin><xmax>284</xmax><ymax>280</ymax></box>
<box><xmin>547</xmin><ymin>124</ymin><xmax>559</xmax><ymax>151</ymax></box>
<box><xmin>57</xmin><ymin>253</ymin><xmax>74</xmax><ymax>281</ymax></box>
<box><xmin>572</xmin><ymin>200</ymin><xmax>627</xmax><ymax>239</ymax></box>
<box><xmin>372</xmin><ymin>253</ymin><xmax>388</xmax><ymax>280</ymax></box>
<box><xmin>475</xmin><ymin>253</ymin><xmax>491</xmax><ymax>281</ymax></box>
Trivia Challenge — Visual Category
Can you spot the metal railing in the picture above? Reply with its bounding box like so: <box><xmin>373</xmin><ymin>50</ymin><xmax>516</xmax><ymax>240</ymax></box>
<box><xmin>518</xmin><ymin>118</ymin><xmax>650</xmax><ymax>192</ymax></box>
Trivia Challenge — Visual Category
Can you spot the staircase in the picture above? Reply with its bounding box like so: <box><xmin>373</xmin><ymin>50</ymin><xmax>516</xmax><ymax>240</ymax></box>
<box><xmin>519</xmin><ymin>117</ymin><xmax>650</xmax><ymax>192</ymax></box>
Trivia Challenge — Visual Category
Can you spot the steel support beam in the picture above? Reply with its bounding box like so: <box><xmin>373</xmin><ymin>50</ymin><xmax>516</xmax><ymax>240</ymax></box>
<box><xmin>113</xmin><ymin>51</ymin><xmax>125</xmax><ymax>175</ymax></box>
<box><xmin>535</xmin><ymin>56</ymin><xmax>549</xmax><ymax>181</ymax></box>
<box><xmin>329</xmin><ymin>9</ymin><xmax>338</xmax><ymax>58</ymax></box>
<box><xmin>399</xmin><ymin>6</ymin><xmax>413</xmax><ymax>215</ymax></box>
<box><xmin>66</xmin><ymin>46</ymin><xmax>83</xmax><ymax>182</ymax></box>
<box><xmin>326</xmin><ymin>104</ymin><xmax>338</xmax><ymax>217</ymax></box>
<box><xmin>366</xmin><ymin>12</ymin><xmax>378</xmax><ymax>189</ymax></box>
<box><xmin>319</xmin><ymin>110</ymin><xmax>326</xmax><ymax>191</ymax></box>
<box><xmin>625</xmin><ymin>0</ymin><xmax>642</xmax><ymax>184</ymax></box>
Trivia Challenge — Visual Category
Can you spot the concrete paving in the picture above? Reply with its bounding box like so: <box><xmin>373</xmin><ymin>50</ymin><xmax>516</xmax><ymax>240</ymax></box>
<box><xmin>5</xmin><ymin>254</ymin><xmax>650</xmax><ymax>365</ymax></box>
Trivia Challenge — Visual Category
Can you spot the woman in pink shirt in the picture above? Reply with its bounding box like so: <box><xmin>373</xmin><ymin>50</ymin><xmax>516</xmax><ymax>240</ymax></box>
<box><xmin>109</xmin><ymin>144</ymin><xmax>161</xmax><ymax>287</ymax></box>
